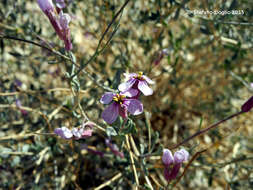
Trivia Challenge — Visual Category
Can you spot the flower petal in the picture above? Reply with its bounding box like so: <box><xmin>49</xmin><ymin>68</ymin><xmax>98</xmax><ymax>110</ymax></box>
<box><xmin>142</xmin><ymin>75</ymin><xmax>155</xmax><ymax>84</ymax></box>
<box><xmin>59</xmin><ymin>11</ymin><xmax>71</xmax><ymax>29</ymax></box>
<box><xmin>167</xmin><ymin>163</ymin><xmax>181</xmax><ymax>180</ymax></box>
<box><xmin>123</xmin><ymin>73</ymin><xmax>137</xmax><ymax>79</ymax></box>
<box><xmin>125</xmin><ymin>99</ymin><xmax>143</xmax><ymax>115</ymax></box>
<box><xmin>56</xmin><ymin>0</ymin><xmax>66</xmax><ymax>9</ymax></box>
<box><xmin>121</xmin><ymin>88</ymin><xmax>139</xmax><ymax>97</ymax></box>
<box><xmin>174</xmin><ymin>149</ymin><xmax>189</xmax><ymax>163</ymax></box>
<box><xmin>119</xmin><ymin>104</ymin><xmax>128</xmax><ymax>119</ymax></box>
<box><xmin>54</xmin><ymin>127</ymin><xmax>73</xmax><ymax>139</ymax></box>
<box><xmin>81</xmin><ymin>129</ymin><xmax>93</xmax><ymax>138</ymax></box>
<box><xmin>37</xmin><ymin>0</ymin><xmax>54</xmax><ymax>12</ymax></box>
<box><xmin>118</xmin><ymin>78</ymin><xmax>136</xmax><ymax>92</ymax></box>
<box><xmin>72</xmin><ymin>128</ymin><xmax>82</xmax><ymax>139</ymax></box>
<box><xmin>101</xmin><ymin>103</ymin><xmax>119</xmax><ymax>124</ymax></box>
<box><xmin>162</xmin><ymin>149</ymin><xmax>174</xmax><ymax>166</ymax></box>
<box><xmin>100</xmin><ymin>92</ymin><xmax>115</xmax><ymax>104</ymax></box>
<box><xmin>164</xmin><ymin>167</ymin><xmax>171</xmax><ymax>181</ymax></box>
<box><xmin>138</xmin><ymin>81</ymin><xmax>153</xmax><ymax>96</ymax></box>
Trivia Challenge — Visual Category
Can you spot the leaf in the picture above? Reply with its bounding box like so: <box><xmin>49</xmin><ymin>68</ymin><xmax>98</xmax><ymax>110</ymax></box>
<box><xmin>106</xmin><ymin>127</ymin><xmax>118</xmax><ymax>137</ymax></box>
<box><xmin>120</xmin><ymin>119</ymin><xmax>137</xmax><ymax>135</ymax></box>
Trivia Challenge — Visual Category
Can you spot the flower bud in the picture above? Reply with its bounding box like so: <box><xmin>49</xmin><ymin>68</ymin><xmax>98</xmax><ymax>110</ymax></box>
<box><xmin>241</xmin><ymin>96</ymin><xmax>253</xmax><ymax>113</ymax></box>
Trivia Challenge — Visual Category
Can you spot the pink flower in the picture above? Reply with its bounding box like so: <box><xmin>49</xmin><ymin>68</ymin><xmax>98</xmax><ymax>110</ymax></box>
<box><xmin>37</xmin><ymin>0</ymin><xmax>72</xmax><ymax>51</ymax></box>
<box><xmin>105</xmin><ymin>139</ymin><xmax>124</xmax><ymax>158</ymax></box>
<box><xmin>118</xmin><ymin>72</ymin><xmax>155</xmax><ymax>96</ymax></box>
<box><xmin>162</xmin><ymin>149</ymin><xmax>174</xmax><ymax>167</ymax></box>
<box><xmin>54</xmin><ymin>122</ymin><xmax>93</xmax><ymax>140</ymax></box>
<box><xmin>100</xmin><ymin>89</ymin><xmax>143</xmax><ymax>124</ymax></box>
<box><xmin>162</xmin><ymin>148</ymin><xmax>189</xmax><ymax>182</ymax></box>
<box><xmin>59</xmin><ymin>11</ymin><xmax>72</xmax><ymax>50</ymax></box>
<box><xmin>54</xmin><ymin>126</ymin><xmax>73</xmax><ymax>139</ymax></box>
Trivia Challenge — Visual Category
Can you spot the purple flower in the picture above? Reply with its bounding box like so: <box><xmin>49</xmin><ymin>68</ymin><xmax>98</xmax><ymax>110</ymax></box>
<box><xmin>100</xmin><ymin>89</ymin><xmax>143</xmax><ymax>124</ymax></box>
<box><xmin>59</xmin><ymin>11</ymin><xmax>72</xmax><ymax>50</ymax></box>
<box><xmin>56</xmin><ymin>0</ymin><xmax>66</xmax><ymax>9</ymax></box>
<box><xmin>162</xmin><ymin>149</ymin><xmax>174</xmax><ymax>167</ymax></box>
<box><xmin>54</xmin><ymin>123</ymin><xmax>93</xmax><ymax>140</ymax></box>
<box><xmin>162</xmin><ymin>148</ymin><xmax>189</xmax><ymax>182</ymax></box>
<box><xmin>54</xmin><ymin>126</ymin><xmax>73</xmax><ymax>139</ymax></box>
<box><xmin>105</xmin><ymin>139</ymin><xmax>124</xmax><ymax>158</ymax></box>
<box><xmin>37</xmin><ymin>0</ymin><xmax>72</xmax><ymax>51</ymax></box>
<box><xmin>37</xmin><ymin>0</ymin><xmax>55</xmax><ymax>13</ymax></box>
<box><xmin>118</xmin><ymin>72</ymin><xmax>155</xmax><ymax>96</ymax></box>
<box><xmin>37</xmin><ymin>0</ymin><xmax>62</xmax><ymax>37</ymax></box>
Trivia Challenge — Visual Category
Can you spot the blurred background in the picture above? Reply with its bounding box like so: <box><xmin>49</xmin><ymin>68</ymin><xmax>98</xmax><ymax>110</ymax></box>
<box><xmin>0</xmin><ymin>0</ymin><xmax>253</xmax><ymax>189</ymax></box>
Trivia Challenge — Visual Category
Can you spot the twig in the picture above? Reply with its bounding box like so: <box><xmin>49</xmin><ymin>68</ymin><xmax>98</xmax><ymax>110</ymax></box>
<box><xmin>36</xmin><ymin>147</ymin><xmax>50</xmax><ymax>165</ymax></box>
<box><xmin>0</xmin><ymin>104</ymin><xmax>51</xmax><ymax>128</ymax></box>
<box><xmin>0</xmin><ymin>132</ymin><xmax>53</xmax><ymax>141</ymax></box>
<box><xmin>150</xmin><ymin>174</ymin><xmax>164</xmax><ymax>189</ymax></box>
<box><xmin>71</xmin><ymin>0</ymin><xmax>130</xmax><ymax>79</ymax></box>
<box><xmin>193</xmin><ymin>156</ymin><xmax>253</xmax><ymax>168</ymax></box>
<box><xmin>173</xmin><ymin>149</ymin><xmax>207</xmax><ymax>187</ymax></box>
<box><xmin>93</xmin><ymin>172</ymin><xmax>122</xmax><ymax>190</ymax></box>
<box><xmin>230</xmin><ymin>71</ymin><xmax>253</xmax><ymax>92</ymax></box>
<box><xmin>129</xmin><ymin>135</ymin><xmax>140</xmax><ymax>157</ymax></box>
<box><xmin>0</xmin><ymin>88</ymin><xmax>89</xmax><ymax>97</ymax></box>
<box><xmin>48</xmin><ymin>105</ymin><xmax>63</xmax><ymax>121</ymax></box>
<box><xmin>197</xmin><ymin>16</ymin><xmax>253</xmax><ymax>26</ymax></box>
<box><xmin>182</xmin><ymin>13</ymin><xmax>253</xmax><ymax>26</ymax></box>
<box><xmin>0</xmin><ymin>151</ymin><xmax>34</xmax><ymax>156</ymax></box>
<box><xmin>81</xmin><ymin>69</ymin><xmax>116</xmax><ymax>92</ymax></box>
<box><xmin>171</xmin><ymin>111</ymin><xmax>243</xmax><ymax>149</ymax></box>
<box><xmin>145</xmin><ymin>112</ymin><xmax>152</xmax><ymax>152</ymax></box>
<box><xmin>0</xmin><ymin>34</ymin><xmax>72</xmax><ymax>61</ymax></box>
<box><xmin>126</xmin><ymin>134</ymin><xmax>139</xmax><ymax>189</ymax></box>
<box><xmin>0</xmin><ymin>35</ymin><xmax>115</xmax><ymax>92</ymax></box>
<box><xmin>144</xmin><ymin>175</ymin><xmax>154</xmax><ymax>190</ymax></box>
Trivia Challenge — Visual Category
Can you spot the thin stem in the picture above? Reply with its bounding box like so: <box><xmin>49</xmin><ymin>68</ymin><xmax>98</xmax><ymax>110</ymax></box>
<box><xmin>0</xmin><ymin>34</ymin><xmax>115</xmax><ymax>92</ymax></box>
<box><xmin>198</xmin><ymin>16</ymin><xmax>253</xmax><ymax>26</ymax></box>
<box><xmin>0</xmin><ymin>34</ymin><xmax>71</xmax><ymax>61</ymax></box>
<box><xmin>171</xmin><ymin>111</ymin><xmax>243</xmax><ymax>149</ymax></box>
<box><xmin>126</xmin><ymin>134</ymin><xmax>140</xmax><ymax>188</ymax></box>
<box><xmin>173</xmin><ymin>149</ymin><xmax>207</xmax><ymax>188</ymax></box>
<box><xmin>230</xmin><ymin>71</ymin><xmax>253</xmax><ymax>92</ymax></box>
<box><xmin>70</xmin><ymin>0</ymin><xmax>130</xmax><ymax>79</ymax></box>
<box><xmin>94</xmin><ymin>172</ymin><xmax>122</xmax><ymax>190</ymax></box>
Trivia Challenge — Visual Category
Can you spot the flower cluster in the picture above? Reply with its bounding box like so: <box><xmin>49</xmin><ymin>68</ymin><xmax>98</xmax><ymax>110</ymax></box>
<box><xmin>37</xmin><ymin>0</ymin><xmax>72</xmax><ymax>50</ymax></box>
<box><xmin>162</xmin><ymin>148</ymin><xmax>189</xmax><ymax>182</ymax></box>
<box><xmin>101</xmin><ymin>72</ymin><xmax>154</xmax><ymax>124</ymax></box>
<box><xmin>54</xmin><ymin>122</ymin><xmax>93</xmax><ymax>140</ymax></box>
